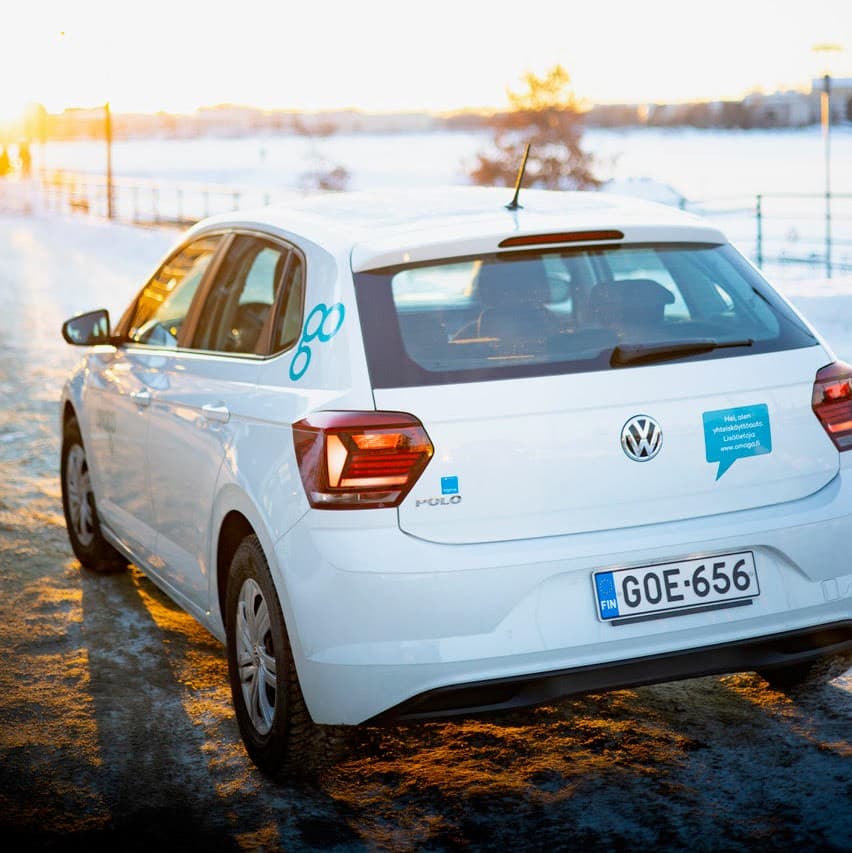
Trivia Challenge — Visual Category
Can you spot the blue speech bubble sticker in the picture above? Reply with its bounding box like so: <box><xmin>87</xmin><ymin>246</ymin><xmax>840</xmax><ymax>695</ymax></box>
<box><xmin>703</xmin><ymin>404</ymin><xmax>772</xmax><ymax>480</ymax></box>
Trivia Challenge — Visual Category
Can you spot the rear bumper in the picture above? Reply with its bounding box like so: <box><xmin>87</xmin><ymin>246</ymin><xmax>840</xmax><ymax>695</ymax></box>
<box><xmin>273</xmin><ymin>462</ymin><xmax>852</xmax><ymax>725</ymax></box>
<box><xmin>369</xmin><ymin>622</ymin><xmax>852</xmax><ymax>723</ymax></box>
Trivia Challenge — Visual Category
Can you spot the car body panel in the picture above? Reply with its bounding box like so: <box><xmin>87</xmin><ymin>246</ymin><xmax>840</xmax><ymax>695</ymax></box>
<box><xmin>144</xmin><ymin>349</ymin><xmax>261</xmax><ymax>608</ymax></box>
<box><xmin>381</xmin><ymin>346</ymin><xmax>838</xmax><ymax>544</ymax></box>
<box><xmin>82</xmin><ymin>347</ymin><xmax>158</xmax><ymax>563</ymax></box>
<box><xmin>279</xmin><ymin>460</ymin><xmax>852</xmax><ymax>722</ymax></box>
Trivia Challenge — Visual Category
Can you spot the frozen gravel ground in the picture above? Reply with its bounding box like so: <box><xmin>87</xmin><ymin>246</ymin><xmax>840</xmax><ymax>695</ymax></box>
<box><xmin>0</xmin><ymin>212</ymin><xmax>849</xmax><ymax>851</ymax></box>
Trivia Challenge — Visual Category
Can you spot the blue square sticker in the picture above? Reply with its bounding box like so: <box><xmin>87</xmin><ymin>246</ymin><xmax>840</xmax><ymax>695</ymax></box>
<box><xmin>441</xmin><ymin>476</ymin><xmax>459</xmax><ymax>495</ymax></box>
<box><xmin>595</xmin><ymin>572</ymin><xmax>620</xmax><ymax>619</ymax></box>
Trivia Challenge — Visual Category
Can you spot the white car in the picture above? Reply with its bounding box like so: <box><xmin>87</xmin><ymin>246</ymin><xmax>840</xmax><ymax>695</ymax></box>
<box><xmin>60</xmin><ymin>188</ymin><xmax>852</xmax><ymax>775</ymax></box>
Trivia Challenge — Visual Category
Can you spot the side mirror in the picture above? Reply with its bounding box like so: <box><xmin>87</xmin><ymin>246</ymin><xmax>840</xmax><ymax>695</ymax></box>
<box><xmin>61</xmin><ymin>309</ymin><xmax>112</xmax><ymax>346</ymax></box>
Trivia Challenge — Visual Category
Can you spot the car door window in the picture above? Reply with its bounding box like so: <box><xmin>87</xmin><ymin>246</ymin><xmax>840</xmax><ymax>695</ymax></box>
<box><xmin>271</xmin><ymin>253</ymin><xmax>304</xmax><ymax>353</ymax></box>
<box><xmin>125</xmin><ymin>235</ymin><xmax>221</xmax><ymax>347</ymax></box>
<box><xmin>192</xmin><ymin>236</ymin><xmax>289</xmax><ymax>354</ymax></box>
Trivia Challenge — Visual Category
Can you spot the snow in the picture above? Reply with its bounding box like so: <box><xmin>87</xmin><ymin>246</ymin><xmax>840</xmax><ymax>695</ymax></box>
<box><xmin>12</xmin><ymin>126</ymin><xmax>851</xmax><ymax>280</ymax></box>
<box><xmin>775</xmin><ymin>274</ymin><xmax>852</xmax><ymax>362</ymax></box>
<box><xmin>30</xmin><ymin>126</ymin><xmax>852</xmax><ymax>201</ymax></box>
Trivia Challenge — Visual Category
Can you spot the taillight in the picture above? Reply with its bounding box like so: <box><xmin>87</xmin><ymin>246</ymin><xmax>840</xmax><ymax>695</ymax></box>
<box><xmin>813</xmin><ymin>361</ymin><xmax>852</xmax><ymax>451</ymax></box>
<box><xmin>292</xmin><ymin>411</ymin><xmax>434</xmax><ymax>509</ymax></box>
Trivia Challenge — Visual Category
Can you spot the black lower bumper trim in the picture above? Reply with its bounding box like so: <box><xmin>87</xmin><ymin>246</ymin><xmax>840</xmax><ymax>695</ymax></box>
<box><xmin>610</xmin><ymin>597</ymin><xmax>753</xmax><ymax>626</ymax></box>
<box><xmin>368</xmin><ymin>621</ymin><xmax>852</xmax><ymax>724</ymax></box>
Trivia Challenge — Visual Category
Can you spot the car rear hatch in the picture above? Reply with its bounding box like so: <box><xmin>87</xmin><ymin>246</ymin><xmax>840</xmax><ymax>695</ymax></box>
<box><xmin>354</xmin><ymin>240</ymin><xmax>837</xmax><ymax>545</ymax></box>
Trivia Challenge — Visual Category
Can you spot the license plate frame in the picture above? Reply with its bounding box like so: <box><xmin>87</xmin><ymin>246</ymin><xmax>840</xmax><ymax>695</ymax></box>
<box><xmin>593</xmin><ymin>551</ymin><xmax>760</xmax><ymax>625</ymax></box>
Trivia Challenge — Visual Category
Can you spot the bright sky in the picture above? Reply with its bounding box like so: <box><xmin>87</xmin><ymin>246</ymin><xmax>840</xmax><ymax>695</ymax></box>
<box><xmin>0</xmin><ymin>0</ymin><xmax>851</xmax><ymax>120</ymax></box>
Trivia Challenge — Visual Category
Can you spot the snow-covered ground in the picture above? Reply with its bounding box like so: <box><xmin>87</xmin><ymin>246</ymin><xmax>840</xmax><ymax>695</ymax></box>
<box><xmin>0</xmin><ymin>210</ymin><xmax>850</xmax><ymax>850</ymax></box>
<box><xmin>25</xmin><ymin>126</ymin><xmax>852</xmax><ymax>199</ymax></box>
<box><xmin>4</xmin><ymin>126</ymin><xmax>851</xmax><ymax>275</ymax></box>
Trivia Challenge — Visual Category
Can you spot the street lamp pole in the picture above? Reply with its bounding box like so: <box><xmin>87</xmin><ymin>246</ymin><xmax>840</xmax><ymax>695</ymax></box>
<box><xmin>813</xmin><ymin>42</ymin><xmax>843</xmax><ymax>279</ymax></box>
<box><xmin>821</xmin><ymin>74</ymin><xmax>831</xmax><ymax>278</ymax></box>
<box><xmin>105</xmin><ymin>101</ymin><xmax>113</xmax><ymax>220</ymax></box>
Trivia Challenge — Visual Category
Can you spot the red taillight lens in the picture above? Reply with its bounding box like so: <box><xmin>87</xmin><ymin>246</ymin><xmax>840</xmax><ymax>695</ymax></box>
<box><xmin>813</xmin><ymin>361</ymin><xmax>852</xmax><ymax>451</ymax></box>
<box><xmin>292</xmin><ymin>411</ymin><xmax>434</xmax><ymax>509</ymax></box>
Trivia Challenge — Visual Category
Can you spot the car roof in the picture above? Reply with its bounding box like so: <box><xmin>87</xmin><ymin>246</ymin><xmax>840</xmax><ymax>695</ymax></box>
<box><xmin>186</xmin><ymin>187</ymin><xmax>728</xmax><ymax>272</ymax></box>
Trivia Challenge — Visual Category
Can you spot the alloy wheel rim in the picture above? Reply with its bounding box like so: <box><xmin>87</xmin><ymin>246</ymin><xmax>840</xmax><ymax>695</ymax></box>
<box><xmin>66</xmin><ymin>444</ymin><xmax>95</xmax><ymax>547</ymax></box>
<box><xmin>236</xmin><ymin>577</ymin><xmax>278</xmax><ymax>735</ymax></box>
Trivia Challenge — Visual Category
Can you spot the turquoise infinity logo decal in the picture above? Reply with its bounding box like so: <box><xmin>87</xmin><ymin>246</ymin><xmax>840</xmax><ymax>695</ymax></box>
<box><xmin>289</xmin><ymin>302</ymin><xmax>345</xmax><ymax>382</ymax></box>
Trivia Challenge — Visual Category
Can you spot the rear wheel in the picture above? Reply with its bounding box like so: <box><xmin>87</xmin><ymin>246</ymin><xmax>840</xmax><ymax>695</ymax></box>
<box><xmin>60</xmin><ymin>417</ymin><xmax>126</xmax><ymax>572</ymax></box>
<box><xmin>225</xmin><ymin>534</ymin><xmax>349</xmax><ymax>776</ymax></box>
<box><xmin>759</xmin><ymin>652</ymin><xmax>852</xmax><ymax>693</ymax></box>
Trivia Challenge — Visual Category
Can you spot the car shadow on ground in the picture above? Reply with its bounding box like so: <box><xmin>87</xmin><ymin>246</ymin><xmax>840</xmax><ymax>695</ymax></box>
<box><xmin>1</xmin><ymin>542</ymin><xmax>850</xmax><ymax>852</ymax></box>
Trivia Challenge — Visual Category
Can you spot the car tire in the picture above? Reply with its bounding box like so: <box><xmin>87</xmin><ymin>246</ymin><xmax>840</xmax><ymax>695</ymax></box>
<box><xmin>61</xmin><ymin>416</ymin><xmax>127</xmax><ymax>572</ymax></box>
<box><xmin>225</xmin><ymin>534</ymin><xmax>349</xmax><ymax>776</ymax></box>
<box><xmin>759</xmin><ymin>652</ymin><xmax>852</xmax><ymax>694</ymax></box>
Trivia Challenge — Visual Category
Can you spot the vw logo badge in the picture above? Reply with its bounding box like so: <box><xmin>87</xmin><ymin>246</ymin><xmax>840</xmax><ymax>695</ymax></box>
<box><xmin>621</xmin><ymin>415</ymin><xmax>663</xmax><ymax>462</ymax></box>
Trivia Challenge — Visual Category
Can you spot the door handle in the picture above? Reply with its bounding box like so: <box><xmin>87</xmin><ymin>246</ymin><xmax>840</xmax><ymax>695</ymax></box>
<box><xmin>130</xmin><ymin>389</ymin><xmax>151</xmax><ymax>407</ymax></box>
<box><xmin>202</xmin><ymin>402</ymin><xmax>230</xmax><ymax>424</ymax></box>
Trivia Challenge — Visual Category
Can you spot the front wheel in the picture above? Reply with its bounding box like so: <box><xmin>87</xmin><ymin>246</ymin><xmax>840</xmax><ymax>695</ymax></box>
<box><xmin>60</xmin><ymin>417</ymin><xmax>126</xmax><ymax>572</ymax></box>
<box><xmin>225</xmin><ymin>534</ymin><xmax>349</xmax><ymax>776</ymax></box>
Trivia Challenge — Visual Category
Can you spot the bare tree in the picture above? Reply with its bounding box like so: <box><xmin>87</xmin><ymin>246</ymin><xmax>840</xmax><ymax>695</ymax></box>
<box><xmin>293</xmin><ymin>114</ymin><xmax>350</xmax><ymax>192</ymax></box>
<box><xmin>471</xmin><ymin>65</ymin><xmax>600</xmax><ymax>190</ymax></box>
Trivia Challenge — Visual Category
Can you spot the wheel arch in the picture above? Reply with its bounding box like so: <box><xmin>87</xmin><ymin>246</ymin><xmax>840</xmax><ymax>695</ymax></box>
<box><xmin>216</xmin><ymin>510</ymin><xmax>255</xmax><ymax>625</ymax></box>
<box><xmin>210</xmin><ymin>484</ymin><xmax>299</xmax><ymax>648</ymax></box>
<box><xmin>62</xmin><ymin>399</ymin><xmax>78</xmax><ymax>431</ymax></box>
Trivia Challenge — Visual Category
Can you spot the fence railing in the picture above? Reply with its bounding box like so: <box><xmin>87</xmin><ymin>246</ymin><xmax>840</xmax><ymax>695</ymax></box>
<box><xmin>33</xmin><ymin>171</ymin><xmax>308</xmax><ymax>225</ymax></box>
<box><xmin>679</xmin><ymin>193</ymin><xmax>852</xmax><ymax>278</ymax></box>
<box><xmin>2</xmin><ymin>172</ymin><xmax>851</xmax><ymax>279</ymax></box>
<box><xmin>753</xmin><ymin>192</ymin><xmax>852</xmax><ymax>277</ymax></box>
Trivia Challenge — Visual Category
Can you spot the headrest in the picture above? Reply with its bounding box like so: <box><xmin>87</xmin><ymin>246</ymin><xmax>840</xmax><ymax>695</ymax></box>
<box><xmin>589</xmin><ymin>278</ymin><xmax>675</xmax><ymax>325</ymax></box>
<box><xmin>475</xmin><ymin>260</ymin><xmax>551</xmax><ymax>309</ymax></box>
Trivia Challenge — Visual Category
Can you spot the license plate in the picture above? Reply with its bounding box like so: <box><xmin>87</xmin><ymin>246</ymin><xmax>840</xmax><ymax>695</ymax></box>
<box><xmin>593</xmin><ymin>551</ymin><xmax>759</xmax><ymax>624</ymax></box>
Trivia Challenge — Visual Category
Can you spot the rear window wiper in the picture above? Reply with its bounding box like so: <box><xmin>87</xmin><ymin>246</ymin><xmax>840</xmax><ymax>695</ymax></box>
<box><xmin>611</xmin><ymin>338</ymin><xmax>753</xmax><ymax>367</ymax></box>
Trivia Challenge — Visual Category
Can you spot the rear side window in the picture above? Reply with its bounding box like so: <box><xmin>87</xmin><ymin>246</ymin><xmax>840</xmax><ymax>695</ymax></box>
<box><xmin>354</xmin><ymin>243</ymin><xmax>817</xmax><ymax>388</ymax></box>
<box><xmin>192</xmin><ymin>236</ymin><xmax>288</xmax><ymax>354</ymax></box>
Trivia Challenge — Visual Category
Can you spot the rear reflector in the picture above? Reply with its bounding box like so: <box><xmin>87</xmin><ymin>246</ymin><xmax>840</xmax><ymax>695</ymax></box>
<box><xmin>292</xmin><ymin>411</ymin><xmax>434</xmax><ymax>509</ymax></box>
<box><xmin>498</xmin><ymin>230</ymin><xmax>624</xmax><ymax>248</ymax></box>
<box><xmin>812</xmin><ymin>361</ymin><xmax>852</xmax><ymax>451</ymax></box>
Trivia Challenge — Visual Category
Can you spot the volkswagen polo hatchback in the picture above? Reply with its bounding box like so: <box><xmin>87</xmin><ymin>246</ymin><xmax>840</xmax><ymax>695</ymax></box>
<box><xmin>59</xmin><ymin>188</ymin><xmax>852</xmax><ymax>775</ymax></box>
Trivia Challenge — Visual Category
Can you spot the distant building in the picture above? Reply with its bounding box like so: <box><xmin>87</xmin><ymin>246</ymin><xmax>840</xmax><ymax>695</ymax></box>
<box><xmin>741</xmin><ymin>90</ymin><xmax>814</xmax><ymax>127</ymax></box>
<box><xmin>811</xmin><ymin>78</ymin><xmax>852</xmax><ymax>123</ymax></box>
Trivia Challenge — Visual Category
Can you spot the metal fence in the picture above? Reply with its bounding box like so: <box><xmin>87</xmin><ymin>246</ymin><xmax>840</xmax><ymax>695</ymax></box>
<box><xmin>34</xmin><ymin>171</ymin><xmax>303</xmax><ymax>226</ymax></box>
<box><xmin>753</xmin><ymin>192</ymin><xmax>852</xmax><ymax>277</ymax></box>
<box><xmin>3</xmin><ymin>172</ymin><xmax>851</xmax><ymax>279</ymax></box>
<box><xmin>674</xmin><ymin>193</ymin><xmax>851</xmax><ymax>279</ymax></box>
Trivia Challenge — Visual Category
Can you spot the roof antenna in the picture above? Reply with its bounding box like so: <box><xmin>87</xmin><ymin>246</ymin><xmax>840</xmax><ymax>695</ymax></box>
<box><xmin>505</xmin><ymin>143</ymin><xmax>530</xmax><ymax>211</ymax></box>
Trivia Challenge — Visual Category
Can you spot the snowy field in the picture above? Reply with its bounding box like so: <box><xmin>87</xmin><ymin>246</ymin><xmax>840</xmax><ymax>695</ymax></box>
<box><xmin>0</xmin><ymin>210</ymin><xmax>850</xmax><ymax>850</ymax></box>
<box><xmin>5</xmin><ymin>125</ymin><xmax>852</xmax><ymax>276</ymax></box>
<box><xmin>28</xmin><ymin>126</ymin><xmax>852</xmax><ymax>199</ymax></box>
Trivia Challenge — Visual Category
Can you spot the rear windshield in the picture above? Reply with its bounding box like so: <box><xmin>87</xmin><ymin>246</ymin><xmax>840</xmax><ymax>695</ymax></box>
<box><xmin>354</xmin><ymin>243</ymin><xmax>817</xmax><ymax>388</ymax></box>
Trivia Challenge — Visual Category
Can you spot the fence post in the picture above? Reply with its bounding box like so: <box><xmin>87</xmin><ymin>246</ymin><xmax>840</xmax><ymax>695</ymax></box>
<box><xmin>232</xmin><ymin>191</ymin><xmax>240</xmax><ymax>211</ymax></box>
<box><xmin>826</xmin><ymin>190</ymin><xmax>832</xmax><ymax>279</ymax></box>
<box><xmin>755</xmin><ymin>194</ymin><xmax>763</xmax><ymax>269</ymax></box>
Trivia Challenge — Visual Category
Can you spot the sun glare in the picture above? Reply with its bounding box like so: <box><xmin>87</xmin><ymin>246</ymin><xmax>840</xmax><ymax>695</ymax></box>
<box><xmin>0</xmin><ymin>0</ymin><xmax>850</xmax><ymax>129</ymax></box>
